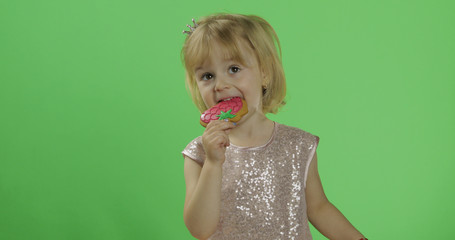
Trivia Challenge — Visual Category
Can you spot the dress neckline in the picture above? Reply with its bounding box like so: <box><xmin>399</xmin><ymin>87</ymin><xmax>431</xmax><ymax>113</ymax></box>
<box><xmin>229</xmin><ymin>121</ymin><xmax>278</xmax><ymax>151</ymax></box>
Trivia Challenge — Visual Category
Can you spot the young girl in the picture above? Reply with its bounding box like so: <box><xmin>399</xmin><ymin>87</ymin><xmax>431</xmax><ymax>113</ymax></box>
<box><xmin>181</xmin><ymin>13</ymin><xmax>367</xmax><ymax>240</ymax></box>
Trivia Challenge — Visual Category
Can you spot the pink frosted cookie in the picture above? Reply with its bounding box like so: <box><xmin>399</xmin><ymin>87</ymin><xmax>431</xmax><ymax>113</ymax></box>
<box><xmin>200</xmin><ymin>97</ymin><xmax>248</xmax><ymax>127</ymax></box>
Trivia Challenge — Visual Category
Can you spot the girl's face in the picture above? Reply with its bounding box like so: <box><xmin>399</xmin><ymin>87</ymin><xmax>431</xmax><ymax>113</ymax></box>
<box><xmin>194</xmin><ymin>40</ymin><xmax>266</xmax><ymax>124</ymax></box>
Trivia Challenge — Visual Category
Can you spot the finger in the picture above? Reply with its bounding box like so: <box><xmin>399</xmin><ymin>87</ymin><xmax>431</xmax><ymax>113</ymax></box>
<box><xmin>208</xmin><ymin>130</ymin><xmax>229</xmax><ymax>143</ymax></box>
<box><xmin>206</xmin><ymin>120</ymin><xmax>236</xmax><ymax>133</ymax></box>
<box><xmin>219</xmin><ymin>120</ymin><xmax>236</xmax><ymax>129</ymax></box>
<box><xmin>211</xmin><ymin>135</ymin><xmax>229</xmax><ymax>149</ymax></box>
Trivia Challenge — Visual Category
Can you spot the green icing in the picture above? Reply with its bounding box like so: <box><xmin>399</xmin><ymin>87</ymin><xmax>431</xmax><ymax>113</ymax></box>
<box><xmin>216</xmin><ymin>109</ymin><xmax>236</xmax><ymax>120</ymax></box>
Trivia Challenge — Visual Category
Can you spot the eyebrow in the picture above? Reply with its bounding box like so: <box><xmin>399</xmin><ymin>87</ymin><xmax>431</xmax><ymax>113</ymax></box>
<box><xmin>194</xmin><ymin>58</ymin><xmax>238</xmax><ymax>73</ymax></box>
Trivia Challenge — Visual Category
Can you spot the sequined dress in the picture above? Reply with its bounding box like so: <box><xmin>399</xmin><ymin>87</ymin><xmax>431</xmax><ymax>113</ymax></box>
<box><xmin>182</xmin><ymin>122</ymin><xmax>320</xmax><ymax>240</ymax></box>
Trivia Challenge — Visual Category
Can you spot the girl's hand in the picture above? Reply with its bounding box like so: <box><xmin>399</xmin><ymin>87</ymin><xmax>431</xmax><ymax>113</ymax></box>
<box><xmin>201</xmin><ymin>120</ymin><xmax>236</xmax><ymax>165</ymax></box>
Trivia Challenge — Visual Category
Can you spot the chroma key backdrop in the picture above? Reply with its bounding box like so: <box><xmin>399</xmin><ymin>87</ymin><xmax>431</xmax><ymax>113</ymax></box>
<box><xmin>1</xmin><ymin>0</ymin><xmax>454</xmax><ymax>239</ymax></box>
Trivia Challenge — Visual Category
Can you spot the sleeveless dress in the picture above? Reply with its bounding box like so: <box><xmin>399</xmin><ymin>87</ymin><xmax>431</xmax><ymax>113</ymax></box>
<box><xmin>182</xmin><ymin>121</ymin><xmax>320</xmax><ymax>240</ymax></box>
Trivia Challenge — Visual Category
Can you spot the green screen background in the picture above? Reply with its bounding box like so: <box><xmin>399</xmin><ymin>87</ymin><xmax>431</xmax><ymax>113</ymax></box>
<box><xmin>1</xmin><ymin>0</ymin><xmax>454</xmax><ymax>239</ymax></box>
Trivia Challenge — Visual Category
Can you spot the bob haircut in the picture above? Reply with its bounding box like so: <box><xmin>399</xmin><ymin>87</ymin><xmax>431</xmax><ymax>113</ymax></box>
<box><xmin>181</xmin><ymin>13</ymin><xmax>286</xmax><ymax>114</ymax></box>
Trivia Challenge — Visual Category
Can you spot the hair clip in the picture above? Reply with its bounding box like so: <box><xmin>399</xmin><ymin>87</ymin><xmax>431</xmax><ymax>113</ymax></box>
<box><xmin>182</xmin><ymin>18</ymin><xmax>199</xmax><ymax>35</ymax></box>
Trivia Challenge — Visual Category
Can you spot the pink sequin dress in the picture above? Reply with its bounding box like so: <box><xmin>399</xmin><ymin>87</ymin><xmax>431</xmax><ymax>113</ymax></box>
<box><xmin>182</xmin><ymin>121</ymin><xmax>320</xmax><ymax>240</ymax></box>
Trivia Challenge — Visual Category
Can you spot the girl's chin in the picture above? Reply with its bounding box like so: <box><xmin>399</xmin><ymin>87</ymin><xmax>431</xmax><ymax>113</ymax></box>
<box><xmin>237</xmin><ymin>109</ymin><xmax>259</xmax><ymax>124</ymax></box>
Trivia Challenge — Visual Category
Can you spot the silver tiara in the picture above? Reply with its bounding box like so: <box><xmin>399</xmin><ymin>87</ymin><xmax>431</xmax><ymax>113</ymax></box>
<box><xmin>182</xmin><ymin>18</ymin><xmax>199</xmax><ymax>35</ymax></box>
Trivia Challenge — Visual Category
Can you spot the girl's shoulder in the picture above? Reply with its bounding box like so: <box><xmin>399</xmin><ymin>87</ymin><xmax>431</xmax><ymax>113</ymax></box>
<box><xmin>276</xmin><ymin>122</ymin><xmax>320</xmax><ymax>144</ymax></box>
<box><xmin>185</xmin><ymin>135</ymin><xmax>202</xmax><ymax>146</ymax></box>
<box><xmin>181</xmin><ymin>136</ymin><xmax>205</xmax><ymax>165</ymax></box>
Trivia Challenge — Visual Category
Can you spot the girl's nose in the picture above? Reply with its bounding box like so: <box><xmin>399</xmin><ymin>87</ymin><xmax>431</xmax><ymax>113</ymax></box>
<box><xmin>214</xmin><ymin>76</ymin><xmax>230</xmax><ymax>91</ymax></box>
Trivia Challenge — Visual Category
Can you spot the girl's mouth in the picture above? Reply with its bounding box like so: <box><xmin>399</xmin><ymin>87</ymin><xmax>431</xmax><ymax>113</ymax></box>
<box><xmin>217</xmin><ymin>96</ymin><xmax>241</xmax><ymax>103</ymax></box>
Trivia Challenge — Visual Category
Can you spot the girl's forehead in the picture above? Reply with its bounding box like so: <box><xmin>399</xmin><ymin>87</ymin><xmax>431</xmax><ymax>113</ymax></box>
<box><xmin>193</xmin><ymin>39</ymin><xmax>256</xmax><ymax>70</ymax></box>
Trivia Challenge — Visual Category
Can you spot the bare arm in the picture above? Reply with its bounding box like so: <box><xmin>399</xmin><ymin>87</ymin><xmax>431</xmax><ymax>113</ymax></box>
<box><xmin>183</xmin><ymin>120</ymin><xmax>236</xmax><ymax>239</ymax></box>
<box><xmin>183</xmin><ymin>157</ymin><xmax>223</xmax><ymax>239</ymax></box>
<box><xmin>306</xmin><ymin>152</ymin><xmax>365</xmax><ymax>239</ymax></box>
<box><xmin>309</xmin><ymin>202</ymin><xmax>365</xmax><ymax>240</ymax></box>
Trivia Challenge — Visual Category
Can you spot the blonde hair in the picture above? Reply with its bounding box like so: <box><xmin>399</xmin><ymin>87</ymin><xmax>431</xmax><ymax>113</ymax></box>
<box><xmin>181</xmin><ymin>13</ymin><xmax>286</xmax><ymax>114</ymax></box>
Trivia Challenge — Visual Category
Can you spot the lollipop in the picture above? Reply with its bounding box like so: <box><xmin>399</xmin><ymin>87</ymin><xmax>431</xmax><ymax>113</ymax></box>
<box><xmin>200</xmin><ymin>97</ymin><xmax>248</xmax><ymax>127</ymax></box>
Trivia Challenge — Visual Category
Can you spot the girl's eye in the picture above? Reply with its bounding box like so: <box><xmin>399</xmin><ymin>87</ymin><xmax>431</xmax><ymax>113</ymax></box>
<box><xmin>201</xmin><ymin>73</ymin><xmax>213</xmax><ymax>81</ymax></box>
<box><xmin>229</xmin><ymin>66</ymin><xmax>240</xmax><ymax>74</ymax></box>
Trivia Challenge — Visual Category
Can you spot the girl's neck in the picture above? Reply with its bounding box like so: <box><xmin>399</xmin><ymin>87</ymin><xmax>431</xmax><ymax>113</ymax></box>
<box><xmin>228</xmin><ymin>112</ymin><xmax>275</xmax><ymax>148</ymax></box>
